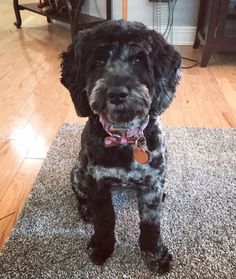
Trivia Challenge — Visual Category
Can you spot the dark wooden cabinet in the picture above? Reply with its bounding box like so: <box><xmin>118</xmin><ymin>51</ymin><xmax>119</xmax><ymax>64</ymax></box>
<box><xmin>193</xmin><ymin>0</ymin><xmax>236</xmax><ymax>67</ymax></box>
<box><xmin>13</xmin><ymin>0</ymin><xmax>112</xmax><ymax>40</ymax></box>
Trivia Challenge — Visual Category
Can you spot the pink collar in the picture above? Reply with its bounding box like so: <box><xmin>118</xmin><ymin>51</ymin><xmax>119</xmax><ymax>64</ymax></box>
<box><xmin>99</xmin><ymin>115</ymin><xmax>150</xmax><ymax>147</ymax></box>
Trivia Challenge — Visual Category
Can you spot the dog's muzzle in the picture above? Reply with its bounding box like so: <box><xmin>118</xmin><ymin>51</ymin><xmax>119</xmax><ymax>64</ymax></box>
<box><xmin>89</xmin><ymin>77</ymin><xmax>151</xmax><ymax>123</ymax></box>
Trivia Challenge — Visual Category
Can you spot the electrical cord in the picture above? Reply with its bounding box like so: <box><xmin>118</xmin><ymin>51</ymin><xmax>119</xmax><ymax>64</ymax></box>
<box><xmin>163</xmin><ymin>0</ymin><xmax>171</xmax><ymax>37</ymax></box>
<box><xmin>152</xmin><ymin>0</ymin><xmax>198</xmax><ymax>69</ymax></box>
<box><xmin>165</xmin><ymin>0</ymin><xmax>177</xmax><ymax>40</ymax></box>
<box><xmin>181</xmin><ymin>56</ymin><xmax>199</xmax><ymax>69</ymax></box>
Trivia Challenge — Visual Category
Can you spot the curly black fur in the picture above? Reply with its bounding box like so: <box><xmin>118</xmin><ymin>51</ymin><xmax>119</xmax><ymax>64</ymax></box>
<box><xmin>60</xmin><ymin>20</ymin><xmax>181</xmax><ymax>273</ymax></box>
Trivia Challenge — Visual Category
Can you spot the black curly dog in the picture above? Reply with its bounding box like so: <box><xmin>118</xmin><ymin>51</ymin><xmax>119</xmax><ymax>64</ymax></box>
<box><xmin>60</xmin><ymin>20</ymin><xmax>181</xmax><ymax>273</ymax></box>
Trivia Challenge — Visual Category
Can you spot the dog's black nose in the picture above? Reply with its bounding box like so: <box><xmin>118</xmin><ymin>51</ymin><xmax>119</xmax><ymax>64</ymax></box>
<box><xmin>107</xmin><ymin>87</ymin><xmax>129</xmax><ymax>103</ymax></box>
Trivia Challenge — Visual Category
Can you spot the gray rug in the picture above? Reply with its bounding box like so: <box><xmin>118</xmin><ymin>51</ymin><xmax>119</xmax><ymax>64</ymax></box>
<box><xmin>0</xmin><ymin>124</ymin><xmax>235</xmax><ymax>279</ymax></box>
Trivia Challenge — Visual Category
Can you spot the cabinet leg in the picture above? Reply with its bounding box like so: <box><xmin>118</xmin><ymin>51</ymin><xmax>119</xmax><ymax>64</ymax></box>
<box><xmin>200</xmin><ymin>47</ymin><xmax>212</xmax><ymax>67</ymax></box>
<box><xmin>13</xmin><ymin>0</ymin><xmax>22</xmax><ymax>28</ymax></box>
<box><xmin>193</xmin><ymin>33</ymin><xmax>200</xmax><ymax>49</ymax></box>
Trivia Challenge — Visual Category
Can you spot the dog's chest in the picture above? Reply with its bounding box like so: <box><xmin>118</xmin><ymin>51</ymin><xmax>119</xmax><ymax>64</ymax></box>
<box><xmin>88</xmin><ymin>151</ymin><xmax>163</xmax><ymax>187</ymax></box>
<box><xmin>84</xmin><ymin>117</ymin><xmax>166</xmax><ymax>187</ymax></box>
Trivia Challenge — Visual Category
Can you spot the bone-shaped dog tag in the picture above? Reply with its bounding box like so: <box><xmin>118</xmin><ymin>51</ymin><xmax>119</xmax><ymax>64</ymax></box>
<box><xmin>133</xmin><ymin>136</ymin><xmax>151</xmax><ymax>164</ymax></box>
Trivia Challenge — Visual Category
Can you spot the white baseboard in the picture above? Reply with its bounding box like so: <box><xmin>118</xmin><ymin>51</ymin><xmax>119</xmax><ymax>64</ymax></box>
<box><xmin>148</xmin><ymin>26</ymin><xmax>197</xmax><ymax>46</ymax></box>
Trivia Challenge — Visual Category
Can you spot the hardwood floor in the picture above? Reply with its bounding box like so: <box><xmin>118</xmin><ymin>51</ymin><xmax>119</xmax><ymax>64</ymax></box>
<box><xmin>0</xmin><ymin>1</ymin><xmax>236</xmax><ymax>250</ymax></box>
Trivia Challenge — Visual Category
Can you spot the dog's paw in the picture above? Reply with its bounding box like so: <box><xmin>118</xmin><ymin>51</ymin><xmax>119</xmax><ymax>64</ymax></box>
<box><xmin>87</xmin><ymin>235</ymin><xmax>114</xmax><ymax>265</ymax></box>
<box><xmin>142</xmin><ymin>246</ymin><xmax>172</xmax><ymax>274</ymax></box>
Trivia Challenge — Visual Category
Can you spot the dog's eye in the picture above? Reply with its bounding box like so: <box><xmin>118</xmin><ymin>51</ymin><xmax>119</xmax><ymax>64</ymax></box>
<box><xmin>95</xmin><ymin>59</ymin><xmax>106</xmax><ymax>68</ymax></box>
<box><xmin>130</xmin><ymin>53</ymin><xmax>146</xmax><ymax>66</ymax></box>
<box><xmin>131</xmin><ymin>58</ymin><xmax>141</xmax><ymax>66</ymax></box>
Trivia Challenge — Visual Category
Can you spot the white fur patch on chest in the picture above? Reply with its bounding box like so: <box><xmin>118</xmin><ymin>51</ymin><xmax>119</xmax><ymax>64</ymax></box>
<box><xmin>88</xmin><ymin>155</ymin><xmax>161</xmax><ymax>187</ymax></box>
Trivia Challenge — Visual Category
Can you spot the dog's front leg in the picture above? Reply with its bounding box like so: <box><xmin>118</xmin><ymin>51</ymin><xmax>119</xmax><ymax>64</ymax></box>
<box><xmin>87</xmin><ymin>179</ymin><xmax>115</xmax><ymax>265</ymax></box>
<box><xmin>137</xmin><ymin>187</ymin><xmax>172</xmax><ymax>273</ymax></box>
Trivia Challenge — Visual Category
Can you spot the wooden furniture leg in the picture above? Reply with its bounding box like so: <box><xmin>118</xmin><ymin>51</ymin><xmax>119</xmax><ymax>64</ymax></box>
<box><xmin>200</xmin><ymin>47</ymin><xmax>212</xmax><ymax>67</ymax></box>
<box><xmin>13</xmin><ymin>0</ymin><xmax>22</xmax><ymax>28</ymax></box>
<box><xmin>107</xmin><ymin>0</ymin><xmax>112</xmax><ymax>20</ymax></box>
<box><xmin>71</xmin><ymin>0</ymin><xmax>85</xmax><ymax>40</ymax></box>
<box><xmin>122</xmin><ymin>0</ymin><xmax>127</xmax><ymax>20</ymax></box>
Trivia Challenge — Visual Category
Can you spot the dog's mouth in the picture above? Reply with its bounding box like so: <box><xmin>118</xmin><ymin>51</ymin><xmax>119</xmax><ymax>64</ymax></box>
<box><xmin>89</xmin><ymin>80</ymin><xmax>151</xmax><ymax>124</ymax></box>
<box><xmin>105</xmin><ymin>102</ymin><xmax>147</xmax><ymax>123</ymax></box>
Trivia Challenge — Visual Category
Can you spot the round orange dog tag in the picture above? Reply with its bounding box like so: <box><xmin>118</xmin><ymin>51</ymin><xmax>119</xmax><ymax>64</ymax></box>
<box><xmin>133</xmin><ymin>147</ymin><xmax>150</xmax><ymax>164</ymax></box>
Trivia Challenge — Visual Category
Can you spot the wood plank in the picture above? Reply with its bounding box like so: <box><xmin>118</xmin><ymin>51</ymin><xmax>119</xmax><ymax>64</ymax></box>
<box><xmin>0</xmin><ymin>140</ymin><xmax>24</xmax><ymax>201</ymax></box>
<box><xmin>0</xmin><ymin>159</ymin><xmax>43</xmax><ymax>249</ymax></box>
<box><xmin>0</xmin><ymin>213</ymin><xmax>16</xmax><ymax>251</ymax></box>
<box><xmin>0</xmin><ymin>158</ymin><xmax>42</xmax><ymax>219</ymax></box>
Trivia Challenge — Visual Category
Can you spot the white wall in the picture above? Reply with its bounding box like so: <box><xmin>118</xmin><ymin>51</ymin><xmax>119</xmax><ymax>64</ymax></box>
<box><xmin>82</xmin><ymin>0</ymin><xmax>200</xmax><ymax>45</ymax></box>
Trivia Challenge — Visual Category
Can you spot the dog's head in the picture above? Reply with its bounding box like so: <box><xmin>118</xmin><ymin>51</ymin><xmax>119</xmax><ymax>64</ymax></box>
<box><xmin>61</xmin><ymin>20</ymin><xmax>181</xmax><ymax>124</ymax></box>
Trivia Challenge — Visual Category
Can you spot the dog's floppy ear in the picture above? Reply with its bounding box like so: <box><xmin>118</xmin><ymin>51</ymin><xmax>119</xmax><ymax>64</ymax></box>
<box><xmin>60</xmin><ymin>31</ymin><xmax>93</xmax><ymax>117</ymax></box>
<box><xmin>148</xmin><ymin>30</ymin><xmax>181</xmax><ymax>116</ymax></box>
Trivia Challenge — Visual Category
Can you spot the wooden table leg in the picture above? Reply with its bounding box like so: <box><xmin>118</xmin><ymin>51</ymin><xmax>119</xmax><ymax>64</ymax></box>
<box><xmin>122</xmin><ymin>0</ymin><xmax>127</xmax><ymax>20</ymax></box>
<box><xmin>13</xmin><ymin>0</ymin><xmax>22</xmax><ymax>28</ymax></box>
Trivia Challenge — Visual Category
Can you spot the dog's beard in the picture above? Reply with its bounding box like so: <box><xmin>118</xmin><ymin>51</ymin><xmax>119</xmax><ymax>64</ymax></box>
<box><xmin>89</xmin><ymin>80</ymin><xmax>151</xmax><ymax>124</ymax></box>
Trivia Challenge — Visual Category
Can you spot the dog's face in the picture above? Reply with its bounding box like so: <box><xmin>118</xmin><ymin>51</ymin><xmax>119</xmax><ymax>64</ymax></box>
<box><xmin>61</xmin><ymin>20</ymin><xmax>181</xmax><ymax>123</ymax></box>
<box><xmin>86</xmin><ymin>41</ymin><xmax>153</xmax><ymax>123</ymax></box>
